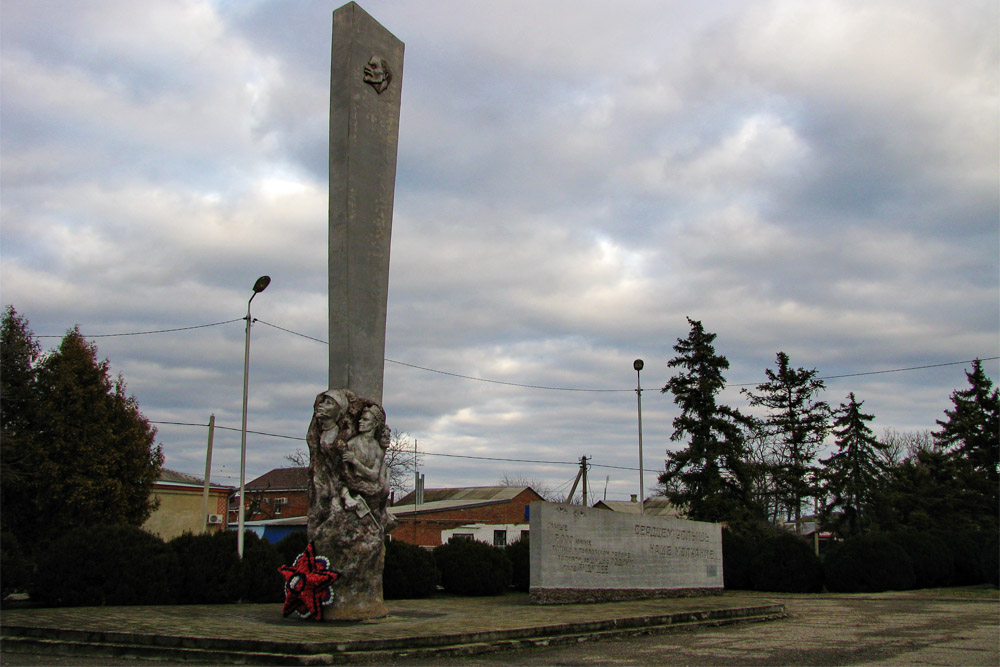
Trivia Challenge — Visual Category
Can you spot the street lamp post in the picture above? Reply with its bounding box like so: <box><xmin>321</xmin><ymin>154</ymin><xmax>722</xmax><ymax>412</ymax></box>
<box><xmin>238</xmin><ymin>275</ymin><xmax>270</xmax><ymax>559</ymax></box>
<box><xmin>634</xmin><ymin>359</ymin><xmax>644</xmax><ymax>516</ymax></box>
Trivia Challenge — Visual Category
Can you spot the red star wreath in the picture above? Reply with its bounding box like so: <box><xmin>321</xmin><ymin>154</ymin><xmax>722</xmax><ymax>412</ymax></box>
<box><xmin>278</xmin><ymin>542</ymin><xmax>340</xmax><ymax>621</ymax></box>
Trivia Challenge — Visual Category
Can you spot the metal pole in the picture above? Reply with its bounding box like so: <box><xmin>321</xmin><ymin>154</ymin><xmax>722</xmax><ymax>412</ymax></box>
<box><xmin>201</xmin><ymin>414</ymin><xmax>215</xmax><ymax>532</ymax></box>
<box><xmin>634</xmin><ymin>360</ymin><xmax>645</xmax><ymax>516</ymax></box>
<box><xmin>237</xmin><ymin>276</ymin><xmax>269</xmax><ymax>560</ymax></box>
<box><xmin>238</xmin><ymin>297</ymin><xmax>254</xmax><ymax>559</ymax></box>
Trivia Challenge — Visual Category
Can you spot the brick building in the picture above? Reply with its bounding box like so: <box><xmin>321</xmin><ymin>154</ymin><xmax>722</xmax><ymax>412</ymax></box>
<box><xmin>230</xmin><ymin>467</ymin><xmax>310</xmax><ymax>524</ymax></box>
<box><xmin>388</xmin><ymin>486</ymin><xmax>545</xmax><ymax>548</ymax></box>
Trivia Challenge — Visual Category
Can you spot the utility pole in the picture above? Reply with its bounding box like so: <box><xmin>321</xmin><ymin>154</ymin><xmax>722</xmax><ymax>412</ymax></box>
<box><xmin>201</xmin><ymin>414</ymin><xmax>216</xmax><ymax>532</ymax></box>
<box><xmin>567</xmin><ymin>456</ymin><xmax>590</xmax><ymax>505</ymax></box>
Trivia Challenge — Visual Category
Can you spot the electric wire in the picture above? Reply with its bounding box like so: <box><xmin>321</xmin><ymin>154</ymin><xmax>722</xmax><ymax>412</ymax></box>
<box><xmin>43</xmin><ymin>317</ymin><xmax>998</xmax><ymax>392</ymax></box>
<box><xmin>37</xmin><ymin>318</ymin><xmax>244</xmax><ymax>338</ymax></box>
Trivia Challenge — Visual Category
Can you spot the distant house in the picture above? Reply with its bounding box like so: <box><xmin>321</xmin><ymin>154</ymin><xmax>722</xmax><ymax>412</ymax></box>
<box><xmin>441</xmin><ymin>522</ymin><xmax>531</xmax><ymax>547</ymax></box>
<box><xmin>143</xmin><ymin>469</ymin><xmax>234</xmax><ymax>541</ymax></box>
<box><xmin>229</xmin><ymin>467</ymin><xmax>309</xmax><ymax>525</ymax></box>
<box><xmin>593</xmin><ymin>496</ymin><xmax>683</xmax><ymax>518</ymax></box>
<box><xmin>389</xmin><ymin>486</ymin><xmax>545</xmax><ymax>548</ymax></box>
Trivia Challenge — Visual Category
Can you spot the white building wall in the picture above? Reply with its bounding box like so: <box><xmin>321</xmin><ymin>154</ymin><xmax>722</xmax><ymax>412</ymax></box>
<box><xmin>441</xmin><ymin>523</ymin><xmax>530</xmax><ymax>547</ymax></box>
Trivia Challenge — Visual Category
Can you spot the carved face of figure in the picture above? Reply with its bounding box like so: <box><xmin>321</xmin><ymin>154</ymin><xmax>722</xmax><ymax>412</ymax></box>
<box><xmin>357</xmin><ymin>406</ymin><xmax>382</xmax><ymax>433</ymax></box>
<box><xmin>314</xmin><ymin>393</ymin><xmax>339</xmax><ymax>420</ymax></box>
<box><xmin>363</xmin><ymin>56</ymin><xmax>391</xmax><ymax>93</ymax></box>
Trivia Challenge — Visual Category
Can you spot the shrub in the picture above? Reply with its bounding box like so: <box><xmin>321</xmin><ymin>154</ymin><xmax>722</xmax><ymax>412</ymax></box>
<box><xmin>931</xmin><ymin>529</ymin><xmax>995</xmax><ymax>586</ymax></box>
<box><xmin>887</xmin><ymin>531</ymin><xmax>953</xmax><ymax>589</ymax></box>
<box><xmin>1</xmin><ymin>532</ymin><xmax>33</xmax><ymax>599</ymax></box>
<box><xmin>751</xmin><ymin>532</ymin><xmax>824</xmax><ymax>593</ymax></box>
<box><xmin>275</xmin><ymin>530</ymin><xmax>309</xmax><ymax>566</ymax></box>
<box><xmin>824</xmin><ymin>534</ymin><xmax>915</xmax><ymax>592</ymax></box>
<box><xmin>433</xmin><ymin>537</ymin><xmax>512</xmax><ymax>596</ymax></box>
<box><xmin>170</xmin><ymin>531</ymin><xmax>242</xmax><ymax>604</ymax></box>
<box><xmin>383</xmin><ymin>540</ymin><xmax>440</xmax><ymax>599</ymax></box>
<box><xmin>238</xmin><ymin>531</ymin><xmax>284</xmax><ymax>603</ymax></box>
<box><xmin>505</xmin><ymin>536</ymin><xmax>530</xmax><ymax>592</ymax></box>
<box><xmin>32</xmin><ymin>525</ymin><xmax>178</xmax><ymax>606</ymax></box>
<box><xmin>981</xmin><ymin>531</ymin><xmax>999</xmax><ymax>587</ymax></box>
<box><xmin>722</xmin><ymin>528</ymin><xmax>755</xmax><ymax>590</ymax></box>
<box><xmin>170</xmin><ymin>530</ymin><xmax>282</xmax><ymax>603</ymax></box>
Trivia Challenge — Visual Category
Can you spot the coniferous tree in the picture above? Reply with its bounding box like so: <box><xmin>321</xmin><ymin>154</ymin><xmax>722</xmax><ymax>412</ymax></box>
<box><xmin>1</xmin><ymin>307</ymin><xmax>43</xmax><ymax>540</ymax></box>
<box><xmin>819</xmin><ymin>393</ymin><xmax>888</xmax><ymax>536</ymax></box>
<box><xmin>658</xmin><ymin>318</ymin><xmax>759</xmax><ymax>526</ymax></box>
<box><xmin>33</xmin><ymin>328</ymin><xmax>164</xmax><ymax>535</ymax></box>
<box><xmin>934</xmin><ymin>360</ymin><xmax>999</xmax><ymax>486</ymax></box>
<box><xmin>1</xmin><ymin>310</ymin><xmax>164</xmax><ymax>549</ymax></box>
<box><xmin>933</xmin><ymin>359</ymin><xmax>999</xmax><ymax>525</ymax></box>
<box><xmin>743</xmin><ymin>352</ymin><xmax>830</xmax><ymax>530</ymax></box>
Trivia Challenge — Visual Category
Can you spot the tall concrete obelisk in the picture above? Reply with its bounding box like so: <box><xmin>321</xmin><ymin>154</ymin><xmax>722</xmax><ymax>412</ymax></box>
<box><xmin>299</xmin><ymin>2</ymin><xmax>402</xmax><ymax>622</ymax></box>
<box><xmin>328</xmin><ymin>1</ymin><xmax>403</xmax><ymax>404</ymax></box>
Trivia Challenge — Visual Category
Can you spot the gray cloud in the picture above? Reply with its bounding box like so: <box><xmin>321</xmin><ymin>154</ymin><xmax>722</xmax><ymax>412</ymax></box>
<box><xmin>1</xmin><ymin>0</ymin><xmax>996</xmax><ymax>502</ymax></box>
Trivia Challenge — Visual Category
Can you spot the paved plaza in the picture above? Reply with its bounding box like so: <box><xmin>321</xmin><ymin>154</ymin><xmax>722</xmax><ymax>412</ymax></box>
<box><xmin>1</xmin><ymin>588</ymin><xmax>997</xmax><ymax>665</ymax></box>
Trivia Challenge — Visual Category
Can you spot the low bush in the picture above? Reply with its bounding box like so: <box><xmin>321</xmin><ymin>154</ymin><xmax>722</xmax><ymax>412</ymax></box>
<box><xmin>721</xmin><ymin>529</ymin><xmax>755</xmax><ymax>590</ymax></box>
<box><xmin>931</xmin><ymin>529</ymin><xmax>995</xmax><ymax>586</ymax></box>
<box><xmin>887</xmin><ymin>531</ymin><xmax>953</xmax><ymax>589</ymax></box>
<box><xmin>169</xmin><ymin>531</ymin><xmax>242</xmax><ymax>604</ymax></box>
<box><xmin>383</xmin><ymin>540</ymin><xmax>440</xmax><ymax>599</ymax></box>
<box><xmin>170</xmin><ymin>531</ymin><xmax>283</xmax><ymax>604</ymax></box>
<box><xmin>237</xmin><ymin>531</ymin><xmax>284</xmax><ymax>603</ymax></box>
<box><xmin>275</xmin><ymin>531</ymin><xmax>309</xmax><ymax>566</ymax></box>
<box><xmin>751</xmin><ymin>532</ymin><xmax>824</xmax><ymax>593</ymax></box>
<box><xmin>824</xmin><ymin>534</ymin><xmax>915</xmax><ymax>592</ymax></box>
<box><xmin>32</xmin><ymin>525</ymin><xmax>178</xmax><ymax>606</ymax></box>
<box><xmin>433</xmin><ymin>538</ymin><xmax>512</xmax><ymax>596</ymax></box>
<box><xmin>505</xmin><ymin>536</ymin><xmax>530</xmax><ymax>592</ymax></box>
<box><xmin>1</xmin><ymin>532</ymin><xmax>33</xmax><ymax>599</ymax></box>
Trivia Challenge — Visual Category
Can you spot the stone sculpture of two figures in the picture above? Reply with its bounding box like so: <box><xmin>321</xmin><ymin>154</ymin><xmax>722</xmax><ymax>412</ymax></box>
<box><xmin>305</xmin><ymin>388</ymin><xmax>396</xmax><ymax>620</ymax></box>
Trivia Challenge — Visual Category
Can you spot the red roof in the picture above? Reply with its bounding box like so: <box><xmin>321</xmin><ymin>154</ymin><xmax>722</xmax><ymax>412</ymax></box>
<box><xmin>247</xmin><ymin>467</ymin><xmax>309</xmax><ymax>491</ymax></box>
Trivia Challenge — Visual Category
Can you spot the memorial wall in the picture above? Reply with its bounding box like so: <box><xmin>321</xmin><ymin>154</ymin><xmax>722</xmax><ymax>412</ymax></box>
<box><xmin>529</xmin><ymin>502</ymin><xmax>723</xmax><ymax>604</ymax></box>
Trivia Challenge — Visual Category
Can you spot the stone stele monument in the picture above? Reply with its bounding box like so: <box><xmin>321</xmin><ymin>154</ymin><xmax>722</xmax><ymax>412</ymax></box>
<box><xmin>306</xmin><ymin>1</ymin><xmax>403</xmax><ymax>621</ymax></box>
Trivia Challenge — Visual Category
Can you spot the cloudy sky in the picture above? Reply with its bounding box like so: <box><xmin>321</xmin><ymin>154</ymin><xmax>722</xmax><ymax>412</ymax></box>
<box><xmin>2</xmin><ymin>0</ymin><xmax>997</xmax><ymax>503</ymax></box>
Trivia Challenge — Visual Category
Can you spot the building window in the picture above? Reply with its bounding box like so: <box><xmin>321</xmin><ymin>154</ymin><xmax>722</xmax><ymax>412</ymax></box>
<box><xmin>494</xmin><ymin>530</ymin><xmax>507</xmax><ymax>547</ymax></box>
<box><xmin>521</xmin><ymin>530</ymin><xmax>530</xmax><ymax>541</ymax></box>
<box><xmin>273</xmin><ymin>497</ymin><xmax>287</xmax><ymax>515</ymax></box>
<box><xmin>452</xmin><ymin>533</ymin><xmax>473</xmax><ymax>541</ymax></box>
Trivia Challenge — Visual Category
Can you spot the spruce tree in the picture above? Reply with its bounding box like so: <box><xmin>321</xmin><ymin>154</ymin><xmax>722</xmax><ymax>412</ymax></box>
<box><xmin>33</xmin><ymin>328</ymin><xmax>164</xmax><ymax>535</ymax></box>
<box><xmin>933</xmin><ymin>359</ymin><xmax>999</xmax><ymax>524</ymax></box>
<box><xmin>742</xmin><ymin>352</ymin><xmax>830</xmax><ymax>530</ymax></box>
<box><xmin>1</xmin><ymin>311</ymin><xmax>164</xmax><ymax>548</ymax></box>
<box><xmin>0</xmin><ymin>307</ymin><xmax>43</xmax><ymax>539</ymax></box>
<box><xmin>659</xmin><ymin>318</ymin><xmax>759</xmax><ymax>525</ymax></box>
<box><xmin>934</xmin><ymin>360</ymin><xmax>999</xmax><ymax>486</ymax></box>
<box><xmin>819</xmin><ymin>393</ymin><xmax>887</xmax><ymax>536</ymax></box>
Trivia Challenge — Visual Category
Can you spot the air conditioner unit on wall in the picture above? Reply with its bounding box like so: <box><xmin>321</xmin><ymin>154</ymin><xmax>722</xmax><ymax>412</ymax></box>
<box><xmin>207</xmin><ymin>514</ymin><xmax>223</xmax><ymax>525</ymax></box>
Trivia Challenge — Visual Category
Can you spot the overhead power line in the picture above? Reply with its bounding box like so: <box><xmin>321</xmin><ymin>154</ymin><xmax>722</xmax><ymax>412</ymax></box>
<box><xmin>43</xmin><ymin>317</ymin><xmax>997</xmax><ymax>392</ymax></box>
<box><xmin>38</xmin><ymin>318</ymin><xmax>244</xmax><ymax>338</ymax></box>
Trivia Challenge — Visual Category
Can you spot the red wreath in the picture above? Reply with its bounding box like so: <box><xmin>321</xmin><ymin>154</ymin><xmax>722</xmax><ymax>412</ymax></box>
<box><xmin>278</xmin><ymin>542</ymin><xmax>340</xmax><ymax>621</ymax></box>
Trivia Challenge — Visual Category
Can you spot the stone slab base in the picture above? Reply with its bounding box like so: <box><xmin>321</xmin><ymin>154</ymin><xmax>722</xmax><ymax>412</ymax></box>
<box><xmin>530</xmin><ymin>587</ymin><xmax>723</xmax><ymax>605</ymax></box>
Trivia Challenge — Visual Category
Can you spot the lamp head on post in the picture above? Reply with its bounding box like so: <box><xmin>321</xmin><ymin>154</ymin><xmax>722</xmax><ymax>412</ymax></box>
<box><xmin>253</xmin><ymin>275</ymin><xmax>271</xmax><ymax>293</ymax></box>
<box><xmin>633</xmin><ymin>359</ymin><xmax>644</xmax><ymax>373</ymax></box>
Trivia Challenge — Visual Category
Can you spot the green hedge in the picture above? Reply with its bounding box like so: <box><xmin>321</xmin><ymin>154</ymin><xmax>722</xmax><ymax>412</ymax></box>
<box><xmin>887</xmin><ymin>531</ymin><xmax>953</xmax><ymax>589</ymax></box>
<box><xmin>505</xmin><ymin>536</ymin><xmax>530</xmax><ymax>592</ymax></box>
<box><xmin>275</xmin><ymin>531</ymin><xmax>309</xmax><ymax>566</ymax></box>
<box><xmin>1</xmin><ymin>532</ymin><xmax>33</xmax><ymax>599</ymax></box>
<box><xmin>383</xmin><ymin>540</ymin><xmax>440</xmax><ymax>599</ymax></box>
<box><xmin>32</xmin><ymin>525</ymin><xmax>179</xmax><ymax>606</ymax></box>
<box><xmin>751</xmin><ymin>532</ymin><xmax>824</xmax><ymax>593</ymax></box>
<box><xmin>824</xmin><ymin>534</ymin><xmax>915</xmax><ymax>592</ymax></box>
<box><xmin>433</xmin><ymin>538</ymin><xmax>512</xmax><ymax>596</ymax></box>
<box><xmin>721</xmin><ymin>528</ymin><xmax>754</xmax><ymax>590</ymax></box>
